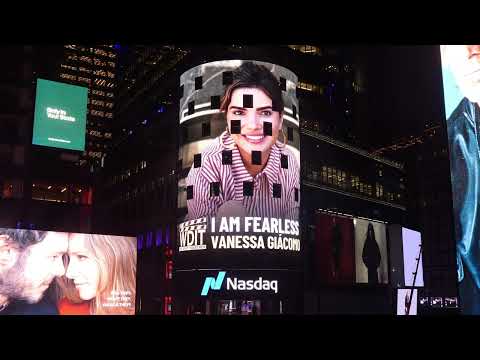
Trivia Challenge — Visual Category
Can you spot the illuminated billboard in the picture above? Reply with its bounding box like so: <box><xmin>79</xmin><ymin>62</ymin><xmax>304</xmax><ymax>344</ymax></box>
<box><xmin>314</xmin><ymin>213</ymin><xmax>355</xmax><ymax>284</ymax></box>
<box><xmin>176</xmin><ymin>60</ymin><xmax>301</xmax><ymax>272</ymax></box>
<box><xmin>397</xmin><ymin>288</ymin><xmax>418</xmax><ymax>315</ymax></box>
<box><xmin>354</xmin><ymin>219</ymin><xmax>389</xmax><ymax>284</ymax></box>
<box><xmin>388</xmin><ymin>225</ymin><xmax>424</xmax><ymax>288</ymax></box>
<box><xmin>174</xmin><ymin>269</ymin><xmax>302</xmax><ymax>299</ymax></box>
<box><xmin>440</xmin><ymin>45</ymin><xmax>480</xmax><ymax>314</ymax></box>
<box><xmin>0</xmin><ymin>228</ymin><xmax>136</xmax><ymax>315</ymax></box>
<box><xmin>32</xmin><ymin>78</ymin><xmax>88</xmax><ymax>151</ymax></box>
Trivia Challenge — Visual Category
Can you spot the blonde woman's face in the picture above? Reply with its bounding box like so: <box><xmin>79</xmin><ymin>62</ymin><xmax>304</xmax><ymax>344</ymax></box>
<box><xmin>227</xmin><ymin>87</ymin><xmax>283</xmax><ymax>157</ymax></box>
<box><xmin>65</xmin><ymin>233</ymin><xmax>100</xmax><ymax>301</ymax></box>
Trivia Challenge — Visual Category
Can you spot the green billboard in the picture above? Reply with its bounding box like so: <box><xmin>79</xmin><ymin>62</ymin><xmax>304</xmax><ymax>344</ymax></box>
<box><xmin>33</xmin><ymin>78</ymin><xmax>88</xmax><ymax>151</ymax></box>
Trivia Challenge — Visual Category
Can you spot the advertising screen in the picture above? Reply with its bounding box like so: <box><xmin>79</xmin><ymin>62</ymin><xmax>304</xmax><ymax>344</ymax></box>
<box><xmin>388</xmin><ymin>225</ymin><xmax>424</xmax><ymax>288</ymax></box>
<box><xmin>402</xmin><ymin>227</ymin><xmax>423</xmax><ymax>287</ymax></box>
<box><xmin>176</xmin><ymin>60</ymin><xmax>301</xmax><ymax>271</ymax></box>
<box><xmin>32</xmin><ymin>78</ymin><xmax>88</xmax><ymax>151</ymax></box>
<box><xmin>354</xmin><ymin>218</ymin><xmax>389</xmax><ymax>284</ymax></box>
<box><xmin>397</xmin><ymin>288</ymin><xmax>418</xmax><ymax>315</ymax></box>
<box><xmin>440</xmin><ymin>45</ymin><xmax>480</xmax><ymax>314</ymax></box>
<box><xmin>174</xmin><ymin>269</ymin><xmax>301</xmax><ymax>299</ymax></box>
<box><xmin>314</xmin><ymin>213</ymin><xmax>355</xmax><ymax>284</ymax></box>
<box><xmin>0</xmin><ymin>228</ymin><xmax>136</xmax><ymax>315</ymax></box>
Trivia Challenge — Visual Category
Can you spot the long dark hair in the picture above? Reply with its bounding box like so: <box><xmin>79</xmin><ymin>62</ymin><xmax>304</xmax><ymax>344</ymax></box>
<box><xmin>220</xmin><ymin>62</ymin><xmax>284</xmax><ymax>113</ymax></box>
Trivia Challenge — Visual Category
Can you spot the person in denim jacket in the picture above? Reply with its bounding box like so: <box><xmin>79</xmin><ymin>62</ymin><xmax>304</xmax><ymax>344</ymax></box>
<box><xmin>443</xmin><ymin>45</ymin><xmax>480</xmax><ymax>313</ymax></box>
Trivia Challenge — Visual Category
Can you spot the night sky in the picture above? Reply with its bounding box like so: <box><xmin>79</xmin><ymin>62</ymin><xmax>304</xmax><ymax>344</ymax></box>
<box><xmin>357</xmin><ymin>45</ymin><xmax>446</xmax><ymax>151</ymax></box>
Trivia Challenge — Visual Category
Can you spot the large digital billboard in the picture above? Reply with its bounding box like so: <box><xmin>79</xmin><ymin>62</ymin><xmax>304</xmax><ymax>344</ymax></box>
<box><xmin>314</xmin><ymin>213</ymin><xmax>355</xmax><ymax>284</ymax></box>
<box><xmin>176</xmin><ymin>60</ymin><xmax>301</xmax><ymax>272</ymax></box>
<box><xmin>440</xmin><ymin>45</ymin><xmax>480</xmax><ymax>314</ymax></box>
<box><xmin>0</xmin><ymin>228</ymin><xmax>136</xmax><ymax>315</ymax></box>
<box><xmin>388</xmin><ymin>225</ymin><xmax>424</xmax><ymax>288</ymax></box>
<box><xmin>354</xmin><ymin>219</ymin><xmax>389</xmax><ymax>284</ymax></box>
<box><xmin>32</xmin><ymin>79</ymin><xmax>88</xmax><ymax>151</ymax></box>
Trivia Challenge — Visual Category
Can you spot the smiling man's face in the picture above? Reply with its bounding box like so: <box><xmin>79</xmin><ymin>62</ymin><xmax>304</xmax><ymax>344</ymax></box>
<box><xmin>444</xmin><ymin>45</ymin><xmax>480</xmax><ymax>104</ymax></box>
<box><xmin>2</xmin><ymin>232</ymin><xmax>68</xmax><ymax>303</ymax></box>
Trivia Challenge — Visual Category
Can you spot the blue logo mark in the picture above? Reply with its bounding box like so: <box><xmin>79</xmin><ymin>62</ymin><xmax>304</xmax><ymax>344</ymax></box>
<box><xmin>201</xmin><ymin>271</ymin><xmax>226</xmax><ymax>296</ymax></box>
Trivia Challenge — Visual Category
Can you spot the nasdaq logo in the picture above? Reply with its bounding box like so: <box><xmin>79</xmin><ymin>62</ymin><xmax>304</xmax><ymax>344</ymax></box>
<box><xmin>201</xmin><ymin>271</ymin><xmax>226</xmax><ymax>296</ymax></box>
<box><xmin>201</xmin><ymin>271</ymin><xmax>279</xmax><ymax>296</ymax></box>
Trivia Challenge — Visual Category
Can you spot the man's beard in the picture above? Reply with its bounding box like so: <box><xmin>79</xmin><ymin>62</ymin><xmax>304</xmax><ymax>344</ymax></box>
<box><xmin>456</xmin><ymin>76</ymin><xmax>480</xmax><ymax>105</ymax></box>
<box><xmin>0</xmin><ymin>249</ymin><xmax>50</xmax><ymax>304</ymax></box>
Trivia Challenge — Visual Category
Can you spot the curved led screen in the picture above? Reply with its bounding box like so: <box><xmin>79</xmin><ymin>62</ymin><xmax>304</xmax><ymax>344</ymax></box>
<box><xmin>176</xmin><ymin>60</ymin><xmax>301</xmax><ymax>273</ymax></box>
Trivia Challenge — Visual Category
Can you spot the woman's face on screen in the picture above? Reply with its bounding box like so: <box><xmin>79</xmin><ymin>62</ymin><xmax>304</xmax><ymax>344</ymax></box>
<box><xmin>65</xmin><ymin>233</ymin><xmax>100</xmax><ymax>301</ymax></box>
<box><xmin>227</xmin><ymin>87</ymin><xmax>283</xmax><ymax>157</ymax></box>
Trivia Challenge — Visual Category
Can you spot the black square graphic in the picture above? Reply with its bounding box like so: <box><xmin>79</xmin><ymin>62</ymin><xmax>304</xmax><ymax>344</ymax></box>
<box><xmin>188</xmin><ymin>101</ymin><xmax>195</xmax><ymax>115</ymax></box>
<box><xmin>287</xmin><ymin>127</ymin><xmax>294</xmax><ymax>141</ymax></box>
<box><xmin>263</xmin><ymin>121</ymin><xmax>272</xmax><ymax>136</ymax></box>
<box><xmin>251</xmin><ymin>151</ymin><xmax>262</xmax><ymax>165</ymax></box>
<box><xmin>243</xmin><ymin>181</ymin><xmax>254</xmax><ymax>196</ymax></box>
<box><xmin>211</xmin><ymin>95</ymin><xmax>220</xmax><ymax>109</ymax></box>
<box><xmin>281</xmin><ymin>154</ymin><xmax>288</xmax><ymax>169</ymax></box>
<box><xmin>292</xmin><ymin>104</ymin><xmax>297</xmax><ymax>118</ymax></box>
<box><xmin>273</xmin><ymin>183</ymin><xmax>282</xmax><ymax>198</ymax></box>
<box><xmin>187</xmin><ymin>185</ymin><xmax>194</xmax><ymax>200</ymax></box>
<box><xmin>280</xmin><ymin>77</ymin><xmax>286</xmax><ymax>91</ymax></box>
<box><xmin>182</xmin><ymin>126</ymin><xmax>188</xmax><ymax>143</ymax></box>
<box><xmin>294</xmin><ymin>188</ymin><xmax>299</xmax><ymax>202</ymax></box>
<box><xmin>202</xmin><ymin>122</ymin><xmax>211</xmax><ymax>137</ymax></box>
<box><xmin>210</xmin><ymin>182</ymin><xmax>220</xmax><ymax>197</ymax></box>
<box><xmin>179</xmin><ymin>84</ymin><xmax>184</xmax><ymax>99</ymax></box>
<box><xmin>223</xmin><ymin>71</ymin><xmax>233</xmax><ymax>85</ymax></box>
<box><xmin>222</xmin><ymin>150</ymin><xmax>232</xmax><ymax>165</ymax></box>
<box><xmin>193</xmin><ymin>153</ymin><xmax>202</xmax><ymax>168</ymax></box>
<box><xmin>230</xmin><ymin>120</ymin><xmax>241</xmax><ymax>134</ymax></box>
<box><xmin>272</xmin><ymin>99</ymin><xmax>282</xmax><ymax>112</ymax></box>
<box><xmin>195</xmin><ymin>76</ymin><xmax>203</xmax><ymax>90</ymax></box>
<box><xmin>243</xmin><ymin>94</ymin><xmax>253</xmax><ymax>108</ymax></box>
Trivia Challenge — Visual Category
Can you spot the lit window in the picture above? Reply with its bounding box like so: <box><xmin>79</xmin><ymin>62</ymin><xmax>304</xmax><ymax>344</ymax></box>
<box><xmin>79</xmin><ymin>56</ymin><xmax>92</xmax><ymax>64</ymax></box>
<box><xmin>79</xmin><ymin>67</ymin><xmax>92</xmax><ymax>74</ymax></box>
<box><xmin>165</xmin><ymin>260</ymin><xmax>173</xmax><ymax>280</ymax></box>
<box><xmin>93</xmin><ymin>48</ymin><xmax>108</xmax><ymax>57</ymax></box>
<box><xmin>297</xmin><ymin>81</ymin><xmax>323</xmax><ymax>94</ymax></box>
<box><xmin>94</xmin><ymin>69</ymin><xmax>107</xmax><ymax>77</ymax></box>
<box><xmin>95</xmin><ymin>78</ymin><xmax>106</xmax><ymax>87</ymax></box>
<box><xmin>353</xmin><ymin>82</ymin><xmax>362</xmax><ymax>93</ymax></box>
<box><xmin>91</xmin><ymin>99</ymin><xmax>105</xmax><ymax>107</ymax></box>
<box><xmin>78</xmin><ymin>76</ymin><xmax>91</xmax><ymax>85</ymax></box>
<box><xmin>60</xmin><ymin>73</ymin><xmax>76</xmax><ymax>81</ymax></box>
<box><xmin>61</xmin><ymin>64</ymin><xmax>77</xmax><ymax>71</ymax></box>
<box><xmin>90</xmin><ymin>110</ymin><xmax>105</xmax><ymax>117</ymax></box>
<box><xmin>93</xmin><ymin>58</ymin><xmax>106</xmax><ymax>66</ymax></box>
<box><xmin>87</xmin><ymin>151</ymin><xmax>103</xmax><ymax>158</ymax></box>
<box><xmin>288</xmin><ymin>45</ymin><xmax>322</xmax><ymax>56</ymax></box>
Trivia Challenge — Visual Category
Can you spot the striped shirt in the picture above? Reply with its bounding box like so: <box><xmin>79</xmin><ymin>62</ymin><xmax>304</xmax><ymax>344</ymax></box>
<box><xmin>186</xmin><ymin>131</ymin><xmax>300</xmax><ymax>221</ymax></box>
